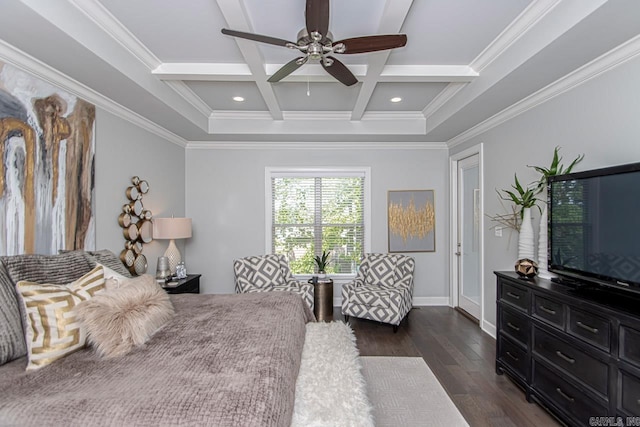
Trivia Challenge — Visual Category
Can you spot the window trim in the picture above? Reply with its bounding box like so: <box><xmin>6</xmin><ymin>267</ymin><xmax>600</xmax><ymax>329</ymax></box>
<box><xmin>265</xmin><ymin>167</ymin><xmax>372</xmax><ymax>280</ymax></box>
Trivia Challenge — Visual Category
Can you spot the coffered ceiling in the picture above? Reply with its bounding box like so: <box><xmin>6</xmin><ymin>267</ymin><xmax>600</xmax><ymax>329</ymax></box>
<box><xmin>1</xmin><ymin>0</ymin><xmax>639</xmax><ymax>145</ymax></box>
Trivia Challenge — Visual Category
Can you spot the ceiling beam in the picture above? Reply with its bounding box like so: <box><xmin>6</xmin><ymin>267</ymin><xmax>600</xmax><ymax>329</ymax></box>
<box><xmin>350</xmin><ymin>0</ymin><xmax>414</xmax><ymax>121</ymax></box>
<box><xmin>215</xmin><ymin>0</ymin><xmax>283</xmax><ymax>120</ymax></box>
<box><xmin>153</xmin><ymin>63</ymin><xmax>478</xmax><ymax>83</ymax></box>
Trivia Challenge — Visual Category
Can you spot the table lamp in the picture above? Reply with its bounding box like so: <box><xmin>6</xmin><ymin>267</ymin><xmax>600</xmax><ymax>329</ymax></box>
<box><xmin>152</xmin><ymin>217</ymin><xmax>192</xmax><ymax>274</ymax></box>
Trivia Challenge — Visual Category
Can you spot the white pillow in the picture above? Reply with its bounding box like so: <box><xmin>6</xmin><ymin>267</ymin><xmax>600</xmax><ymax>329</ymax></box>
<box><xmin>98</xmin><ymin>263</ymin><xmax>129</xmax><ymax>290</ymax></box>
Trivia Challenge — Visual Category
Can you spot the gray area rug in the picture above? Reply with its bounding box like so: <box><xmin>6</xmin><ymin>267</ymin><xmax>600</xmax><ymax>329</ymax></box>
<box><xmin>360</xmin><ymin>356</ymin><xmax>469</xmax><ymax>427</ymax></box>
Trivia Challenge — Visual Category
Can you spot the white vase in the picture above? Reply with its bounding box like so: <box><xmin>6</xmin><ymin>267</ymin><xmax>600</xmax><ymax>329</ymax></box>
<box><xmin>537</xmin><ymin>205</ymin><xmax>551</xmax><ymax>278</ymax></box>
<box><xmin>518</xmin><ymin>207</ymin><xmax>535</xmax><ymax>261</ymax></box>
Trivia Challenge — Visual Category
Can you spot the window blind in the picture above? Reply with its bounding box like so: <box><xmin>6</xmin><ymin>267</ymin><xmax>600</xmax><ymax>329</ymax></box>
<box><xmin>271</xmin><ymin>173</ymin><xmax>365</xmax><ymax>275</ymax></box>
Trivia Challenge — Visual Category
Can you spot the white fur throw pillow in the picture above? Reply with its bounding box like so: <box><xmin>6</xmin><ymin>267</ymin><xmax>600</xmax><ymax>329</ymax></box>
<box><xmin>75</xmin><ymin>274</ymin><xmax>174</xmax><ymax>358</ymax></box>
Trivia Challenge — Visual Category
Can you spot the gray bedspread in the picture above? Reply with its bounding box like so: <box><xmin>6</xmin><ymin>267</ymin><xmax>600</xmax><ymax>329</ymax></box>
<box><xmin>0</xmin><ymin>292</ymin><xmax>314</xmax><ymax>426</ymax></box>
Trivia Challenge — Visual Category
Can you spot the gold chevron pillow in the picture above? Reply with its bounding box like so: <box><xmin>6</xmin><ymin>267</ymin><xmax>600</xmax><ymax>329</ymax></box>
<box><xmin>16</xmin><ymin>266</ymin><xmax>106</xmax><ymax>370</ymax></box>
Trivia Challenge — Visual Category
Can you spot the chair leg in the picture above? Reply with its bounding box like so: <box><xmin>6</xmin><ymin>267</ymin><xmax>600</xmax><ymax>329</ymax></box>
<box><xmin>393</xmin><ymin>324</ymin><xmax>399</xmax><ymax>333</ymax></box>
<box><xmin>344</xmin><ymin>315</ymin><xmax>350</xmax><ymax>323</ymax></box>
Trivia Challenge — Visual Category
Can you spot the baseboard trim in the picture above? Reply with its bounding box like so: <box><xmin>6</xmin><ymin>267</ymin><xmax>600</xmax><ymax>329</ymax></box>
<box><xmin>482</xmin><ymin>320</ymin><xmax>497</xmax><ymax>339</ymax></box>
<box><xmin>413</xmin><ymin>297</ymin><xmax>451</xmax><ymax>306</ymax></box>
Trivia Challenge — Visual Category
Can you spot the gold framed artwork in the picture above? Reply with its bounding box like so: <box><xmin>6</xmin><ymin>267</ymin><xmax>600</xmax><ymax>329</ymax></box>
<box><xmin>388</xmin><ymin>190</ymin><xmax>436</xmax><ymax>252</ymax></box>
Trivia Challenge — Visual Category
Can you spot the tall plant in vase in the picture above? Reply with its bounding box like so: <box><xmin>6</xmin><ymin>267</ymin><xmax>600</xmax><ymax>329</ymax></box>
<box><xmin>529</xmin><ymin>147</ymin><xmax>584</xmax><ymax>277</ymax></box>
<box><xmin>498</xmin><ymin>174</ymin><xmax>539</xmax><ymax>261</ymax></box>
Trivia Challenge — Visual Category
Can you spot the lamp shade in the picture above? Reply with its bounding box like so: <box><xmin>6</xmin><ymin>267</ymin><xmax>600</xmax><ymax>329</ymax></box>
<box><xmin>152</xmin><ymin>218</ymin><xmax>192</xmax><ymax>240</ymax></box>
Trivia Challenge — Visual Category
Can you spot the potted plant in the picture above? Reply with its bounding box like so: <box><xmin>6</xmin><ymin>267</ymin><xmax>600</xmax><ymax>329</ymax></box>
<box><xmin>528</xmin><ymin>146</ymin><xmax>583</xmax><ymax>275</ymax></box>
<box><xmin>528</xmin><ymin>146</ymin><xmax>584</xmax><ymax>192</ymax></box>
<box><xmin>498</xmin><ymin>174</ymin><xmax>540</xmax><ymax>261</ymax></box>
<box><xmin>314</xmin><ymin>250</ymin><xmax>331</xmax><ymax>278</ymax></box>
<box><xmin>498</xmin><ymin>174</ymin><xmax>539</xmax><ymax>219</ymax></box>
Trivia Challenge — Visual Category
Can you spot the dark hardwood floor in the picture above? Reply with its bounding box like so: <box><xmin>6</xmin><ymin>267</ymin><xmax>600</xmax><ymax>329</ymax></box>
<box><xmin>331</xmin><ymin>306</ymin><xmax>560</xmax><ymax>427</ymax></box>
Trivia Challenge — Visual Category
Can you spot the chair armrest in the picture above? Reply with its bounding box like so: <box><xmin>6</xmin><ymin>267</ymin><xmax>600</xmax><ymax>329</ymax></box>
<box><xmin>345</xmin><ymin>277</ymin><xmax>365</xmax><ymax>288</ymax></box>
<box><xmin>395</xmin><ymin>275</ymin><xmax>413</xmax><ymax>289</ymax></box>
<box><xmin>235</xmin><ymin>275</ymin><xmax>257</xmax><ymax>294</ymax></box>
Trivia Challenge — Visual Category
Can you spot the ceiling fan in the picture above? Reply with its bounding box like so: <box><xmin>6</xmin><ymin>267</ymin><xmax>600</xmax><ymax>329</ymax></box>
<box><xmin>221</xmin><ymin>0</ymin><xmax>407</xmax><ymax>86</ymax></box>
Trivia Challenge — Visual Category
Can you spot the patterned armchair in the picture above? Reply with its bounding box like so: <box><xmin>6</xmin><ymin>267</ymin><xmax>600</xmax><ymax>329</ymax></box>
<box><xmin>341</xmin><ymin>253</ymin><xmax>415</xmax><ymax>332</ymax></box>
<box><xmin>233</xmin><ymin>254</ymin><xmax>314</xmax><ymax>311</ymax></box>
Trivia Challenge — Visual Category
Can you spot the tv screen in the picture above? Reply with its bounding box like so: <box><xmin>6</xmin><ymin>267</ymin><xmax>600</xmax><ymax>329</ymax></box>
<box><xmin>548</xmin><ymin>162</ymin><xmax>640</xmax><ymax>294</ymax></box>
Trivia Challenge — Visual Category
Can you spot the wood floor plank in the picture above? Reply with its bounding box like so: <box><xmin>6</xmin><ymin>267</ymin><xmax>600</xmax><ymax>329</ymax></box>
<box><xmin>330</xmin><ymin>306</ymin><xmax>560</xmax><ymax>426</ymax></box>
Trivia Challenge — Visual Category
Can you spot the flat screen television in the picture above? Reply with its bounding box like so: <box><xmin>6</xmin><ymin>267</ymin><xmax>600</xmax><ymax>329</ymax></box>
<box><xmin>548</xmin><ymin>161</ymin><xmax>640</xmax><ymax>295</ymax></box>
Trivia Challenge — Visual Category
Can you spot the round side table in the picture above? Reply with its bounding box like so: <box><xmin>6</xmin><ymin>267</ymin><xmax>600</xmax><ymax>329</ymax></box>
<box><xmin>313</xmin><ymin>278</ymin><xmax>333</xmax><ymax>321</ymax></box>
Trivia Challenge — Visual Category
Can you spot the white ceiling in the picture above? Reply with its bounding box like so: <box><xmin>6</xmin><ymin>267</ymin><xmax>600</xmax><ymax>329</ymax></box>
<box><xmin>1</xmin><ymin>0</ymin><xmax>639</xmax><ymax>145</ymax></box>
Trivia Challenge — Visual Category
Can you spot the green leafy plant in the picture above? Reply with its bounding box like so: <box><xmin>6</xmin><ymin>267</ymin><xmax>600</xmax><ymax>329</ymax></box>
<box><xmin>314</xmin><ymin>250</ymin><xmax>331</xmax><ymax>273</ymax></box>
<box><xmin>529</xmin><ymin>146</ymin><xmax>584</xmax><ymax>192</ymax></box>
<box><xmin>498</xmin><ymin>174</ymin><xmax>540</xmax><ymax>218</ymax></box>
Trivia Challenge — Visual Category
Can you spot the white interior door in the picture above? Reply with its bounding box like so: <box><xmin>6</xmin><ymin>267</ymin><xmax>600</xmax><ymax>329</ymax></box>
<box><xmin>457</xmin><ymin>154</ymin><xmax>481</xmax><ymax>320</ymax></box>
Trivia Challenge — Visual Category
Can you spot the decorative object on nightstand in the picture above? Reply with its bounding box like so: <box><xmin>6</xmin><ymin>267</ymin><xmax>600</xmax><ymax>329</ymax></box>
<box><xmin>152</xmin><ymin>217</ymin><xmax>192</xmax><ymax>275</ymax></box>
<box><xmin>155</xmin><ymin>256</ymin><xmax>171</xmax><ymax>283</ymax></box>
<box><xmin>118</xmin><ymin>176</ymin><xmax>152</xmax><ymax>276</ymax></box>
<box><xmin>162</xmin><ymin>274</ymin><xmax>201</xmax><ymax>294</ymax></box>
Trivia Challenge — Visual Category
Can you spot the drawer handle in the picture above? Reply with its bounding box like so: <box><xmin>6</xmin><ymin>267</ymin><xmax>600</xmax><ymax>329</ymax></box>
<box><xmin>556</xmin><ymin>350</ymin><xmax>576</xmax><ymax>364</ymax></box>
<box><xmin>539</xmin><ymin>305</ymin><xmax>556</xmax><ymax>315</ymax></box>
<box><xmin>507</xmin><ymin>322</ymin><xmax>520</xmax><ymax>332</ymax></box>
<box><xmin>576</xmin><ymin>321</ymin><xmax>599</xmax><ymax>334</ymax></box>
<box><xmin>506</xmin><ymin>351</ymin><xmax>519</xmax><ymax>361</ymax></box>
<box><xmin>556</xmin><ymin>387</ymin><xmax>575</xmax><ymax>403</ymax></box>
<box><xmin>506</xmin><ymin>292</ymin><xmax>521</xmax><ymax>300</ymax></box>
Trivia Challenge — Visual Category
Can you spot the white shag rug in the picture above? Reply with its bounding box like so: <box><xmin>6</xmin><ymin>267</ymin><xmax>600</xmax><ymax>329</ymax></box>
<box><xmin>360</xmin><ymin>357</ymin><xmax>469</xmax><ymax>427</ymax></box>
<box><xmin>292</xmin><ymin>321</ymin><xmax>374</xmax><ymax>427</ymax></box>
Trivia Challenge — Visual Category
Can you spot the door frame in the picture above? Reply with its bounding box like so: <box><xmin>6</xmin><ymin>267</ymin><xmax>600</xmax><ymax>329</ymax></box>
<box><xmin>449</xmin><ymin>144</ymin><xmax>485</xmax><ymax>326</ymax></box>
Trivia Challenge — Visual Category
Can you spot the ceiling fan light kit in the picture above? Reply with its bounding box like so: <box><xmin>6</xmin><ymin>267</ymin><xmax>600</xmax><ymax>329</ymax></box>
<box><xmin>221</xmin><ymin>0</ymin><xmax>407</xmax><ymax>86</ymax></box>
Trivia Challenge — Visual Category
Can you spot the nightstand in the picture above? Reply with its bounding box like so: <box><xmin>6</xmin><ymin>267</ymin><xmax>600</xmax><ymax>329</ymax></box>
<box><xmin>162</xmin><ymin>274</ymin><xmax>201</xmax><ymax>294</ymax></box>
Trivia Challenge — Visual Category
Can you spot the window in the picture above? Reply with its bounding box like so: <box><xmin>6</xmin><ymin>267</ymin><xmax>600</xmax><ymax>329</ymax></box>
<box><xmin>266</xmin><ymin>168</ymin><xmax>371</xmax><ymax>277</ymax></box>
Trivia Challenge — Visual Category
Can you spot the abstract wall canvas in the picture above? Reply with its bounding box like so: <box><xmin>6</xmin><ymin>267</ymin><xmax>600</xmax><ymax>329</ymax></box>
<box><xmin>0</xmin><ymin>61</ymin><xmax>95</xmax><ymax>256</ymax></box>
<box><xmin>388</xmin><ymin>190</ymin><xmax>436</xmax><ymax>252</ymax></box>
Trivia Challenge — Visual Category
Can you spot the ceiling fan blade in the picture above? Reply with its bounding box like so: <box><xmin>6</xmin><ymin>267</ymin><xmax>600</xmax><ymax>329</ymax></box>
<box><xmin>267</xmin><ymin>57</ymin><xmax>307</xmax><ymax>83</ymax></box>
<box><xmin>305</xmin><ymin>0</ymin><xmax>329</xmax><ymax>38</ymax></box>
<box><xmin>334</xmin><ymin>34</ymin><xmax>408</xmax><ymax>54</ymax></box>
<box><xmin>321</xmin><ymin>57</ymin><xmax>358</xmax><ymax>86</ymax></box>
<box><xmin>221</xmin><ymin>28</ymin><xmax>293</xmax><ymax>48</ymax></box>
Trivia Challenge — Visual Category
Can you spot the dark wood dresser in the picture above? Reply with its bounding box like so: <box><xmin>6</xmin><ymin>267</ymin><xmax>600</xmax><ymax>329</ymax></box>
<box><xmin>495</xmin><ymin>271</ymin><xmax>640</xmax><ymax>426</ymax></box>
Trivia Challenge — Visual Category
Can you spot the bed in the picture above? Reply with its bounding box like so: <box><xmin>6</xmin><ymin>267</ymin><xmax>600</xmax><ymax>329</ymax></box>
<box><xmin>0</xmin><ymin>292</ymin><xmax>314</xmax><ymax>426</ymax></box>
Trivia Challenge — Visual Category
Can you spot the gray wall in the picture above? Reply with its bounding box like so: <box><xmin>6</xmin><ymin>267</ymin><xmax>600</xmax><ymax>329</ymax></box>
<box><xmin>94</xmin><ymin>110</ymin><xmax>186</xmax><ymax>271</ymax></box>
<box><xmin>452</xmin><ymin>55</ymin><xmax>640</xmax><ymax>327</ymax></box>
<box><xmin>185</xmin><ymin>147</ymin><xmax>450</xmax><ymax>300</ymax></box>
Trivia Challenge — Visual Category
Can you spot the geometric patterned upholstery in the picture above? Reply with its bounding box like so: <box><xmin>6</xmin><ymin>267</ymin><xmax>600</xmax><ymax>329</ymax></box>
<box><xmin>342</xmin><ymin>253</ymin><xmax>415</xmax><ymax>328</ymax></box>
<box><xmin>233</xmin><ymin>254</ymin><xmax>314</xmax><ymax>311</ymax></box>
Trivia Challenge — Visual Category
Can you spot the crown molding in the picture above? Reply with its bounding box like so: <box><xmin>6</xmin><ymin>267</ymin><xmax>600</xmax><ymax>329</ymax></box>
<box><xmin>448</xmin><ymin>34</ymin><xmax>640</xmax><ymax>148</ymax></box>
<box><xmin>0</xmin><ymin>39</ymin><xmax>186</xmax><ymax>148</ymax></box>
<box><xmin>68</xmin><ymin>0</ymin><xmax>159</xmax><ymax>68</ymax></box>
<box><xmin>208</xmin><ymin>110</ymin><xmax>426</xmax><ymax>135</ymax></box>
<box><xmin>424</xmin><ymin>0</ymin><xmax>608</xmax><ymax>134</ymax></box>
<box><xmin>470</xmin><ymin>0</ymin><xmax>562</xmax><ymax>72</ymax></box>
<box><xmin>187</xmin><ymin>140</ymin><xmax>447</xmax><ymax>150</ymax></box>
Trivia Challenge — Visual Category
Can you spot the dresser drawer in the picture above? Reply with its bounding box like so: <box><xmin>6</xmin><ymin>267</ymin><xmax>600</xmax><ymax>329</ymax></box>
<box><xmin>568</xmin><ymin>307</ymin><xmax>610</xmax><ymax>352</ymax></box>
<box><xmin>532</xmin><ymin>294</ymin><xmax>565</xmax><ymax>329</ymax></box>
<box><xmin>500</xmin><ymin>281</ymin><xmax>530</xmax><ymax>313</ymax></box>
<box><xmin>533</xmin><ymin>362</ymin><xmax>607</xmax><ymax>426</ymax></box>
<box><xmin>620</xmin><ymin>371</ymin><xmax>640</xmax><ymax>415</ymax></box>
<box><xmin>498</xmin><ymin>335</ymin><xmax>528</xmax><ymax>380</ymax></box>
<box><xmin>533</xmin><ymin>326</ymin><xmax>609</xmax><ymax>396</ymax></box>
<box><xmin>621</xmin><ymin>325</ymin><xmax>640</xmax><ymax>369</ymax></box>
<box><xmin>500</xmin><ymin>306</ymin><xmax>530</xmax><ymax>347</ymax></box>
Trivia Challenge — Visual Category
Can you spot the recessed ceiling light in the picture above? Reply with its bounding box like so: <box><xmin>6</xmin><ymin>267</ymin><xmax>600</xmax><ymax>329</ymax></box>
<box><xmin>390</xmin><ymin>97</ymin><xmax>402</xmax><ymax>103</ymax></box>
<box><xmin>233</xmin><ymin>96</ymin><xmax>245</xmax><ymax>102</ymax></box>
